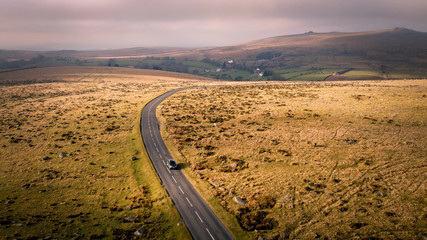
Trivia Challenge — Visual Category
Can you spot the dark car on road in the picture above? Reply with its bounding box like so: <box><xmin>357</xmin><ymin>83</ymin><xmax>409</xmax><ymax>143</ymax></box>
<box><xmin>168</xmin><ymin>159</ymin><xmax>178</xmax><ymax>169</ymax></box>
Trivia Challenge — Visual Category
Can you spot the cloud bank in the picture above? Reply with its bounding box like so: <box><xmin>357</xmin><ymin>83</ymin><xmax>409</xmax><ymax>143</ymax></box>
<box><xmin>1</xmin><ymin>0</ymin><xmax>426</xmax><ymax>50</ymax></box>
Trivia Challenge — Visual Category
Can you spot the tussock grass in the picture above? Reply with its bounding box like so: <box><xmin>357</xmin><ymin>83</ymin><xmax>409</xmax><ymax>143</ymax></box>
<box><xmin>160</xmin><ymin>80</ymin><xmax>427</xmax><ymax>239</ymax></box>
<box><xmin>0</xmin><ymin>66</ymin><xmax>212</xmax><ymax>239</ymax></box>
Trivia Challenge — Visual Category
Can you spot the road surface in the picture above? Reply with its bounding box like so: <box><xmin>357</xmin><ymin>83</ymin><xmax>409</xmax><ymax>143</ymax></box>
<box><xmin>140</xmin><ymin>88</ymin><xmax>234</xmax><ymax>240</ymax></box>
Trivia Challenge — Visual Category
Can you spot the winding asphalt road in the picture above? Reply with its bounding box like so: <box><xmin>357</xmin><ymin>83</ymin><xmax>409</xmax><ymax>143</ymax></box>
<box><xmin>140</xmin><ymin>88</ymin><xmax>234</xmax><ymax>240</ymax></box>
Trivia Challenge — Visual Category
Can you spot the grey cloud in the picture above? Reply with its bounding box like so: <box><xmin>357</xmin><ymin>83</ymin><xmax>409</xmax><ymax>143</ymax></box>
<box><xmin>1</xmin><ymin>0</ymin><xmax>426</xmax><ymax>50</ymax></box>
<box><xmin>5</xmin><ymin>0</ymin><xmax>426</xmax><ymax>22</ymax></box>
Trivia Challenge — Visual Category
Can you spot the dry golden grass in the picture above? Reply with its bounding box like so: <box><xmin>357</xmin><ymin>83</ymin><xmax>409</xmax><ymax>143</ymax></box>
<box><xmin>160</xmin><ymin>80</ymin><xmax>427</xmax><ymax>239</ymax></box>
<box><xmin>0</xmin><ymin>66</ymin><xmax>213</xmax><ymax>239</ymax></box>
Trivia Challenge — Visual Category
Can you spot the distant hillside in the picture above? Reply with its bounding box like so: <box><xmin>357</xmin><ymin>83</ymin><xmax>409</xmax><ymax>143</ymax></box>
<box><xmin>1</xmin><ymin>28</ymin><xmax>426</xmax><ymax>80</ymax></box>
<box><xmin>197</xmin><ymin>28</ymin><xmax>427</xmax><ymax>64</ymax></box>
<box><xmin>0</xmin><ymin>47</ymin><xmax>192</xmax><ymax>61</ymax></box>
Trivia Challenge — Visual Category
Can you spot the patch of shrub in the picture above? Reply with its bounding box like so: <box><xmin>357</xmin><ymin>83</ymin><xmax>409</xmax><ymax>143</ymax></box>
<box><xmin>238</xmin><ymin>211</ymin><xmax>278</xmax><ymax>231</ymax></box>
<box><xmin>247</xmin><ymin>194</ymin><xmax>277</xmax><ymax>211</ymax></box>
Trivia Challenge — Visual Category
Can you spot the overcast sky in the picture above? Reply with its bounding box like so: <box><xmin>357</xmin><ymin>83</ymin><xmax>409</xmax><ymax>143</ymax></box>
<box><xmin>1</xmin><ymin>0</ymin><xmax>427</xmax><ymax>50</ymax></box>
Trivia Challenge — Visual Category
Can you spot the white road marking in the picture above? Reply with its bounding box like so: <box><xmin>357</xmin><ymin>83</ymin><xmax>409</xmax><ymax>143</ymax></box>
<box><xmin>178</xmin><ymin>186</ymin><xmax>184</xmax><ymax>194</ymax></box>
<box><xmin>172</xmin><ymin>175</ymin><xmax>177</xmax><ymax>183</ymax></box>
<box><xmin>163</xmin><ymin>160</ymin><xmax>166</xmax><ymax>165</ymax></box>
<box><xmin>195</xmin><ymin>211</ymin><xmax>203</xmax><ymax>223</ymax></box>
<box><xmin>156</xmin><ymin>147</ymin><xmax>159</xmax><ymax>152</ymax></box>
<box><xmin>186</xmin><ymin>197</ymin><xmax>193</xmax><ymax>207</ymax></box>
<box><xmin>167</xmin><ymin>167</ymin><xmax>171</xmax><ymax>174</ymax></box>
<box><xmin>206</xmin><ymin>228</ymin><xmax>215</xmax><ymax>240</ymax></box>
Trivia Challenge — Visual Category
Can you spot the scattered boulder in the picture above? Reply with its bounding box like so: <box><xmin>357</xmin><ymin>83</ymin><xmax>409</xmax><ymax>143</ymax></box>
<box><xmin>234</xmin><ymin>196</ymin><xmax>246</xmax><ymax>205</ymax></box>
<box><xmin>374</xmin><ymin>191</ymin><xmax>385</xmax><ymax>197</ymax></box>
<box><xmin>123</xmin><ymin>216</ymin><xmax>135</xmax><ymax>222</ymax></box>
<box><xmin>134</xmin><ymin>227</ymin><xmax>146</xmax><ymax>236</ymax></box>
<box><xmin>59</xmin><ymin>152</ymin><xmax>67</xmax><ymax>158</ymax></box>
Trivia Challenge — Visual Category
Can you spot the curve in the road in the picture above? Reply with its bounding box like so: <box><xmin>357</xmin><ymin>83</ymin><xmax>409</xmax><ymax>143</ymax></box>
<box><xmin>140</xmin><ymin>88</ymin><xmax>234</xmax><ymax>240</ymax></box>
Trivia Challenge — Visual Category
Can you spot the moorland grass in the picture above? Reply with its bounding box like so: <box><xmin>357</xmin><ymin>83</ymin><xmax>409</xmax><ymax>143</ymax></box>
<box><xmin>160</xmin><ymin>80</ymin><xmax>427</xmax><ymax>239</ymax></box>
<box><xmin>0</xmin><ymin>66</ymin><xmax>211</xmax><ymax>239</ymax></box>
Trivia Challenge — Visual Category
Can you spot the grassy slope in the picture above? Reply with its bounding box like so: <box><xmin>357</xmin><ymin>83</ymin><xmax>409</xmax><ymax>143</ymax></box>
<box><xmin>159</xmin><ymin>80</ymin><xmax>427</xmax><ymax>239</ymax></box>
<box><xmin>0</xmin><ymin>66</ymin><xmax>213</xmax><ymax>239</ymax></box>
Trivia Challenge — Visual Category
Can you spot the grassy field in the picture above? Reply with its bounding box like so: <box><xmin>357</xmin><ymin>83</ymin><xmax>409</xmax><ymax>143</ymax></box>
<box><xmin>160</xmin><ymin>80</ymin><xmax>427</xmax><ymax>239</ymax></box>
<box><xmin>275</xmin><ymin>68</ymin><xmax>340</xmax><ymax>81</ymax></box>
<box><xmin>2</xmin><ymin>67</ymin><xmax>426</xmax><ymax>239</ymax></box>
<box><xmin>0</xmin><ymin>66</ymin><xmax>214</xmax><ymax>239</ymax></box>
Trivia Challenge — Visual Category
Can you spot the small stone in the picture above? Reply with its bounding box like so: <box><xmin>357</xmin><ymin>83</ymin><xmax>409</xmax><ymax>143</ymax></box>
<box><xmin>59</xmin><ymin>152</ymin><xmax>67</xmax><ymax>158</ymax></box>
<box><xmin>131</xmin><ymin>156</ymin><xmax>137</xmax><ymax>161</ymax></box>
<box><xmin>283</xmin><ymin>195</ymin><xmax>291</xmax><ymax>200</ymax></box>
<box><xmin>123</xmin><ymin>216</ymin><xmax>135</xmax><ymax>222</ymax></box>
<box><xmin>374</xmin><ymin>191</ymin><xmax>385</xmax><ymax>197</ymax></box>
<box><xmin>134</xmin><ymin>227</ymin><xmax>145</xmax><ymax>236</ymax></box>
<box><xmin>233</xmin><ymin>196</ymin><xmax>246</xmax><ymax>205</ymax></box>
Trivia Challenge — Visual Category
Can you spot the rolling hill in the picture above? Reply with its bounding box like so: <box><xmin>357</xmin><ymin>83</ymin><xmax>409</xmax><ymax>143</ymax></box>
<box><xmin>196</xmin><ymin>28</ymin><xmax>427</xmax><ymax>68</ymax></box>
<box><xmin>1</xmin><ymin>28</ymin><xmax>426</xmax><ymax>80</ymax></box>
